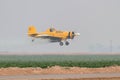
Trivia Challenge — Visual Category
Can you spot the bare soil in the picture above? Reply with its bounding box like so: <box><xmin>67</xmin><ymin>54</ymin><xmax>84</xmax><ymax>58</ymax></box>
<box><xmin>41</xmin><ymin>78</ymin><xmax>120</xmax><ymax>80</ymax></box>
<box><xmin>6</xmin><ymin>78</ymin><xmax>120</xmax><ymax>80</ymax></box>
<box><xmin>0</xmin><ymin>66</ymin><xmax>120</xmax><ymax>76</ymax></box>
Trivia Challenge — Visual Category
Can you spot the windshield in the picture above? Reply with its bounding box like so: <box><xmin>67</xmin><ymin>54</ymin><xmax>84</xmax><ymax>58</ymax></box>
<box><xmin>50</xmin><ymin>28</ymin><xmax>55</xmax><ymax>32</ymax></box>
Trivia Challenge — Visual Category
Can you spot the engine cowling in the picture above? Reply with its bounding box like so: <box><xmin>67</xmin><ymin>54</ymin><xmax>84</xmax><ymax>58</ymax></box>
<box><xmin>67</xmin><ymin>31</ymin><xmax>75</xmax><ymax>39</ymax></box>
<box><xmin>71</xmin><ymin>31</ymin><xmax>75</xmax><ymax>39</ymax></box>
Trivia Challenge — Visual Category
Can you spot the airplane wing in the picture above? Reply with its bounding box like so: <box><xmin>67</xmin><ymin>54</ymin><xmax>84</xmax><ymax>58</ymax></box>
<box><xmin>36</xmin><ymin>34</ymin><xmax>62</xmax><ymax>42</ymax></box>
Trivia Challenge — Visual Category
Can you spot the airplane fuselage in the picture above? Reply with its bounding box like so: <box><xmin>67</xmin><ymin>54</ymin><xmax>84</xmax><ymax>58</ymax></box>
<box><xmin>28</xmin><ymin>26</ymin><xmax>80</xmax><ymax>46</ymax></box>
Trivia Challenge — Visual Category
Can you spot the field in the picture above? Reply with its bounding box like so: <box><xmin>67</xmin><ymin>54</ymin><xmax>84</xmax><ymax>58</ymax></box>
<box><xmin>0</xmin><ymin>55</ymin><xmax>120</xmax><ymax>68</ymax></box>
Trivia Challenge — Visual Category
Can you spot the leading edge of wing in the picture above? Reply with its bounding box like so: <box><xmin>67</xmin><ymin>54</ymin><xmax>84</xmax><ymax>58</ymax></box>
<box><xmin>36</xmin><ymin>34</ymin><xmax>62</xmax><ymax>42</ymax></box>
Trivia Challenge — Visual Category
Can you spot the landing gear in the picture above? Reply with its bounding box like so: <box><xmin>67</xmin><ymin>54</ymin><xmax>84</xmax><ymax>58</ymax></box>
<box><xmin>59</xmin><ymin>42</ymin><xmax>63</xmax><ymax>46</ymax></box>
<box><xmin>65</xmin><ymin>41</ymin><xmax>69</xmax><ymax>46</ymax></box>
<box><xmin>32</xmin><ymin>39</ymin><xmax>35</xmax><ymax>42</ymax></box>
<box><xmin>59</xmin><ymin>41</ymin><xmax>70</xmax><ymax>46</ymax></box>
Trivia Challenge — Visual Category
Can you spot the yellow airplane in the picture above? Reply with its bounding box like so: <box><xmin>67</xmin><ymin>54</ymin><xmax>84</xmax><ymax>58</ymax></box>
<box><xmin>28</xmin><ymin>25</ymin><xmax>80</xmax><ymax>46</ymax></box>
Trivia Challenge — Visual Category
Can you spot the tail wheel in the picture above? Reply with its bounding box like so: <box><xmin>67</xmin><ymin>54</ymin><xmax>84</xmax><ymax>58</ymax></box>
<box><xmin>59</xmin><ymin>42</ymin><xmax>63</xmax><ymax>46</ymax></box>
<box><xmin>32</xmin><ymin>39</ymin><xmax>34</xmax><ymax>42</ymax></box>
<box><xmin>65</xmin><ymin>41</ymin><xmax>69</xmax><ymax>46</ymax></box>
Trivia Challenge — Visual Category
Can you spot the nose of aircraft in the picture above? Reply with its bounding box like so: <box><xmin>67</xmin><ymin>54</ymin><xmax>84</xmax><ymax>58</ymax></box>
<box><xmin>75</xmin><ymin>33</ymin><xmax>80</xmax><ymax>36</ymax></box>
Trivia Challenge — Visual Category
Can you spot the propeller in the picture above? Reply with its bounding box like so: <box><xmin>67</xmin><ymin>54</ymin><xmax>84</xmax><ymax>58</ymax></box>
<box><xmin>71</xmin><ymin>31</ymin><xmax>80</xmax><ymax>39</ymax></box>
<box><xmin>74</xmin><ymin>32</ymin><xmax>80</xmax><ymax>36</ymax></box>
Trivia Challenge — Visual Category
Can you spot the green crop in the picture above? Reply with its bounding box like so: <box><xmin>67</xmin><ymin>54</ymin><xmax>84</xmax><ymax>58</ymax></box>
<box><xmin>0</xmin><ymin>55</ymin><xmax>120</xmax><ymax>68</ymax></box>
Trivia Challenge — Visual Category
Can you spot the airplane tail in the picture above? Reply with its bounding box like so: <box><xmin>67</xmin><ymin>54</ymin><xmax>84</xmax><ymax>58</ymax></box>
<box><xmin>28</xmin><ymin>25</ymin><xmax>37</xmax><ymax>36</ymax></box>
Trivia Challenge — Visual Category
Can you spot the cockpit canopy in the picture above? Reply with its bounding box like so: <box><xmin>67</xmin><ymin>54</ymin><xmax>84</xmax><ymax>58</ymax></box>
<box><xmin>49</xmin><ymin>28</ymin><xmax>56</xmax><ymax>32</ymax></box>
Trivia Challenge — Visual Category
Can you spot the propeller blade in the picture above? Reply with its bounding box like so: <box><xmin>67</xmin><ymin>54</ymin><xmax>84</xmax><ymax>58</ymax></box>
<box><xmin>75</xmin><ymin>33</ymin><xmax>80</xmax><ymax>36</ymax></box>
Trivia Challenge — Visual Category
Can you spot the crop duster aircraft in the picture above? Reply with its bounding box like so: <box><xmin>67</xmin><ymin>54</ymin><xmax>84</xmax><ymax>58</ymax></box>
<box><xmin>28</xmin><ymin>25</ymin><xmax>80</xmax><ymax>46</ymax></box>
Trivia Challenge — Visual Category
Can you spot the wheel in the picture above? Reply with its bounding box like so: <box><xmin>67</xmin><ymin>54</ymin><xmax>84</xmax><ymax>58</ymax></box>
<box><xmin>32</xmin><ymin>39</ymin><xmax>34</xmax><ymax>42</ymax></box>
<box><xmin>59</xmin><ymin>42</ymin><xmax>63</xmax><ymax>46</ymax></box>
<box><xmin>65</xmin><ymin>41</ymin><xmax>69</xmax><ymax>46</ymax></box>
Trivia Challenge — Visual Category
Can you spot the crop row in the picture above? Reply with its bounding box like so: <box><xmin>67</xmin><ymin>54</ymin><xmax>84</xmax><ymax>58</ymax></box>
<box><xmin>0</xmin><ymin>60</ymin><xmax>120</xmax><ymax>68</ymax></box>
<box><xmin>0</xmin><ymin>55</ymin><xmax>120</xmax><ymax>68</ymax></box>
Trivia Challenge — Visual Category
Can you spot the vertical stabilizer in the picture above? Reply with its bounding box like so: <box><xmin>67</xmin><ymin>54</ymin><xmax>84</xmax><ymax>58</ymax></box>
<box><xmin>28</xmin><ymin>25</ymin><xmax>37</xmax><ymax>35</ymax></box>
<box><xmin>28</xmin><ymin>25</ymin><xmax>37</xmax><ymax>36</ymax></box>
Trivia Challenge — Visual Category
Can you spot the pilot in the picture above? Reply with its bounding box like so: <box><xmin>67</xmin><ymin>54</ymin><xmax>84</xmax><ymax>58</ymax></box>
<box><xmin>50</xmin><ymin>28</ymin><xmax>55</xmax><ymax>32</ymax></box>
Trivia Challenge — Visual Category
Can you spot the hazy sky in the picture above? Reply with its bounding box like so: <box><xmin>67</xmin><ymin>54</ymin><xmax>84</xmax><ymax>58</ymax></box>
<box><xmin>0</xmin><ymin>0</ymin><xmax>120</xmax><ymax>54</ymax></box>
